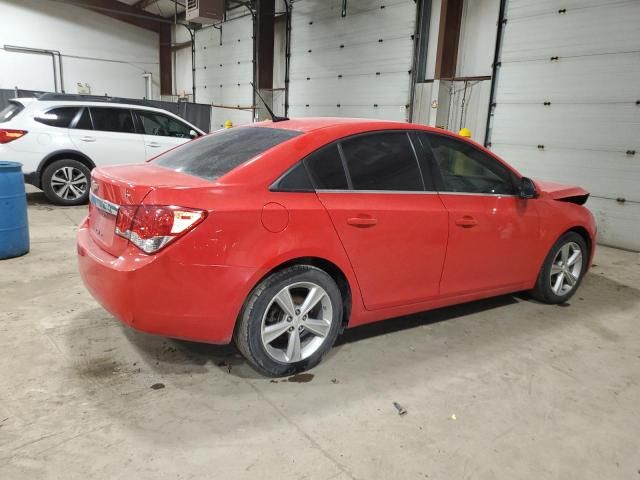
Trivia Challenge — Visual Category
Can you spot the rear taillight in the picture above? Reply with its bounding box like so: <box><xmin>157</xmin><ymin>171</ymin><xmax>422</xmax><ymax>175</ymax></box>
<box><xmin>115</xmin><ymin>205</ymin><xmax>206</xmax><ymax>254</ymax></box>
<box><xmin>0</xmin><ymin>129</ymin><xmax>27</xmax><ymax>144</ymax></box>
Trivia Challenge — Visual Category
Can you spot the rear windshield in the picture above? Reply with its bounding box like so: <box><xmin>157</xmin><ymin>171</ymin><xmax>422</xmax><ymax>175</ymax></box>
<box><xmin>0</xmin><ymin>102</ymin><xmax>24</xmax><ymax>123</ymax></box>
<box><xmin>153</xmin><ymin>126</ymin><xmax>301</xmax><ymax>181</ymax></box>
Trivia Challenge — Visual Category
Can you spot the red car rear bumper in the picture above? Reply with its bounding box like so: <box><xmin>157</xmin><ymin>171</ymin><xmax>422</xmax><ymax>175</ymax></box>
<box><xmin>77</xmin><ymin>223</ymin><xmax>256</xmax><ymax>344</ymax></box>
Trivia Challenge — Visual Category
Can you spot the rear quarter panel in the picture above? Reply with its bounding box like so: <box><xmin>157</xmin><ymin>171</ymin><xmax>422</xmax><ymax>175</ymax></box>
<box><xmin>143</xmin><ymin>183</ymin><xmax>367</xmax><ymax>326</ymax></box>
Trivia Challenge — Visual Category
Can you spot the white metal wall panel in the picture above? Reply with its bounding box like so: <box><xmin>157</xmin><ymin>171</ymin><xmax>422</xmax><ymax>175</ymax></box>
<box><xmin>489</xmin><ymin>0</ymin><xmax>640</xmax><ymax>250</ymax></box>
<box><xmin>194</xmin><ymin>16</ymin><xmax>254</xmax><ymax>129</ymax></box>
<box><xmin>491</xmin><ymin>103</ymin><xmax>639</xmax><ymax>153</ymax></box>
<box><xmin>504</xmin><ymin>0</ymin><xmax>632</xmax><ymax>22</ymax></box>
<box><xmin>500</xmin><ymin>2</ymin><xmax>640</xmax><ymax>62</ymax></box>
<box><xmin>289</xmin><ymin>0</ymin><xmax>416</xmax><ymax>121</ymax></box>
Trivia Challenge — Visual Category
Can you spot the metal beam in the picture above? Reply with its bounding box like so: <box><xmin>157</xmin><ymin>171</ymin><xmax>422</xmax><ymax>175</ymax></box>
<box><xmin>132</xmin><ymin>0</ymin><xmax>160</xmax><ymax>10</ymax></box>
<box><xmin>53</xmin><ymin>0</ymin><xmax>171</xmax><ymax>31</ymax></box>
<box><xmin>434</xmin><ymin>0</ymin><xmax>464</xmax><ymax>79</ymax></box>
<box><xmin>256</xmin><ymin>0</ymin><xmax>274</xmax><ymax>90</ymax></box>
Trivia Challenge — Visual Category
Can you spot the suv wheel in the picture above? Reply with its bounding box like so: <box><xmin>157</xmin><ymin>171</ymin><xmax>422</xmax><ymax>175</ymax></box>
<box><xmin>42</xmin><ymin>159</ymin><xmax>91</xmax><ymax>206</ymax></box>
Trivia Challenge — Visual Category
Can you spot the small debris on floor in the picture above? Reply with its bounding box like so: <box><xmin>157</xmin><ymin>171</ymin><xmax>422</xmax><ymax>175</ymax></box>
<box><xmin>450</xmin><ymin>413</ymin><xmax>457</xmax><ymax>421</ymax></box>
<box><xmin>269</xmin><ymin>379</ymin><xmax>279</xmax><ymax>383</ymax></box>
<box><xmin>393</xmin><ymin>402</ymin><xmax>407</xmax><ymax>416</ymax></box>
<box><xmin>150</xmin><ymin>383</ymin><xmax>165</xmax><ymax>390</ymax></box>
<box><xmin>287</xmin><ymin>373</ymin><xmax>314</xmax><ymax>383</ymax></box>
<box><xmin>331</xmin><ymin>378</ymin><xmax>339</xmax><ymax>384</ymax></box>
<box><xmin>216</xmin><ymin>360</ymin><xmax>232</xmax><ymax>373</ymax></box>
<box><xmin>558</xmin><ymin>302</ymin><xmax>571</xmax><ymax>307</ymax></box>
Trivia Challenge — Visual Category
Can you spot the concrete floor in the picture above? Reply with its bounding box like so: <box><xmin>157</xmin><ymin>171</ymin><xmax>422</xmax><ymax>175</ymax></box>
<box><xmin>1</xmin><ymin>192</ymin><xmax>639</xmax><ymax>480</ymax></box>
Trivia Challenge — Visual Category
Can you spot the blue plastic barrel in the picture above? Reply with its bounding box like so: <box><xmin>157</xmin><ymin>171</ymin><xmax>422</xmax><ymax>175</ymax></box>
<box><xmin>0</xmin><ymin>161</ymin><xmax>29</xmax><ymax>259</ymax></box>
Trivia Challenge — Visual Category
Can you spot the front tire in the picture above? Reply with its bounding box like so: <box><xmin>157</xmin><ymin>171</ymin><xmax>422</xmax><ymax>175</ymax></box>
<box><xmin>531</xmin><ymin>231</ymin><xmax>588</xmax><ymax>304</ymax></box>
<box><xmin>234</xmin><ymin>265</ymin><xmax>343</xmax><ymax>377</ymax></box>
<box><xmin>41</xmin><ymin>159</ymin><xmax>91</xmax><ymax>206</ymax></box>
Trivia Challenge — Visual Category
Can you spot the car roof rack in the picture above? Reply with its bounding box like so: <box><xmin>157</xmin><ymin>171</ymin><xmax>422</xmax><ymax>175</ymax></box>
<box><xmin>37</xmin><ymin>93</ymin><xmax>155</xmax><ymax>107</ymax></box>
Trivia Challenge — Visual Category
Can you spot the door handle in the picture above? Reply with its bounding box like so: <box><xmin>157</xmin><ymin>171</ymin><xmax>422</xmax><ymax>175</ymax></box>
<box><xmin>147</xmin><ymin>142</ymin><xmax>162</xmax><ymax>148</ymax></box>
<box><xmin>455</xmin><ymin>216</ymin><xmax>478</xmax><ymax>227</ymax></box>
<box><xmin>347</xmin><ymin>217</ymin><xmax>377</xmax><ymax>227</ymax></box>
<box><xmin>79</xmin><ymin>136</ymin><xmax>96</xmax><ymax>142</ymax></box>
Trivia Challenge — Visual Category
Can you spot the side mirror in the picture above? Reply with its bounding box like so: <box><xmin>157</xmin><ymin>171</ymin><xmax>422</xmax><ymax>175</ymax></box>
<box><xmin>518</xmin><ymin>177</ymin><xmax>538</xmax><ymax>199</ymax></box>
<box><xmin>189</xmin><ymin>129</ymin><xmax>199</xmax><ymax>139</ymax></box>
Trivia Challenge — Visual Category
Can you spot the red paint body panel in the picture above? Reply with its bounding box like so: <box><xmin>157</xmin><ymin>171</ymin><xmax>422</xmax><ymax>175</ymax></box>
<box><xmin>77</xmin><ymin>118</ymin><xmax>597</xmax><ymax>344</ymax></box>
<box><xmin>437</xmin><ymin>194</ymin><xmax>541</xmax><ymax>295</ymax></box>
<box><xmin>317</xmin><ymin>192</ymin><xmax>448</xmax><ymax>310</ymax></box>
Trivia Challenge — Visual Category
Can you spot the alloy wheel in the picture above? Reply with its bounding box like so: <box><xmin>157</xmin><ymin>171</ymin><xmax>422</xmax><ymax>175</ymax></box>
<box><xmin>260</xmin><ymin>281</ymin><xmax>333</xmax><ymax>363</ymax></box>
<box><xmin>51</xmin><ymin>166</ymin><xmax>88</xmax><ymax>201</ymax></box>
<box><xmin>549</xmin><ymin>241</ymin><xmax>583</xmax><ymax>296</ymax></box>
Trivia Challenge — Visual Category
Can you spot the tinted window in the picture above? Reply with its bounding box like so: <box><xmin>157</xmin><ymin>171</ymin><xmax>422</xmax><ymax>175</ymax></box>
<box><xmin>154</xmin><ymin>126</ymin><xmax>301</xmax><ymax>181</ymax></box>
<box><xmin>422</xmin><ymin>133</ymin><xmax>516</xmax><ymax>194</ymax></box>
<box><xmin>34</xmin><ymin>107</ymin><xmax>79</xmax><ymax>128</ymax></box>
<box><xmin>137</xmin><ymin>111</ymin><xmax>192</xmax><ymax>138</ymax></box>
<box><xmin>74</xmin><ymin>108</ymin><xmax>92</xmax><ymax>130</ymax></box>
<box><xmin>273</xmin><ymin>162</ymin><xmax>314</xmax><ymax>192</ymax></box>
<box><xmin>304</xmin><ymin>145</ymin><xmax>349</xmax><ymax>190</ymax></box>
<box><xmin>340</xmin><ymin>132</ymin><xmax>423</xmax><ymax>191</ymax></box>
<box><xmin>90</xmin><ymin>107</ymin><xmax>135</xmax><ymax>133</ymax></box>
<box><xmin>0</xmin><ymin>102</ymin><xmax>24</xmax><ymax>123</ymax></box>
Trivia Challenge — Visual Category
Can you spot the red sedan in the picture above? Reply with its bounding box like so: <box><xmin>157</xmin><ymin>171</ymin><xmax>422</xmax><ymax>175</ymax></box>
<box><xmin>77</xmin><ymin>118</ymin><xmax>596</xmax><ymax>376</ymax></box>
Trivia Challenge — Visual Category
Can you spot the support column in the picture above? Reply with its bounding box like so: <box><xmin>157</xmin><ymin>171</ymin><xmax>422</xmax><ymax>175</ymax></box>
<box><xmin>255</xmin><ymin>0</ymin><xmax>275</xmax><ymax>120</ymax></box>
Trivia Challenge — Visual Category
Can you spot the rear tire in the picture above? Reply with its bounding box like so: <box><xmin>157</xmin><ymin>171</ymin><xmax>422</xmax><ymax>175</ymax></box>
<box><xmin>531</xmin><ymin>231</ymin><xmax>588</xmax><ymax>304</ymax></box>
<box><xmin>234</xmin><ymin>265</ymin><xmax>343</xmax><ymax>377</ymax></box>
<box><xmin>42</xmin><ymin>159</ymin><xmax>91</xmax><ymax>206</ymax></box>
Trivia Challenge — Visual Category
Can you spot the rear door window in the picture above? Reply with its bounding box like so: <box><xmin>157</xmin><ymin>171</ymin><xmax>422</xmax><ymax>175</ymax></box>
<box><xmin>339</xmin><ymin>132</ymin><xmax>424</xmax><ymax>191</ymax></box>
<box><xmin>89</xmin><ymin>107</ymin><xmax>135</xmax><ymax>134</ymax></box>
<box><xmin>34</xmin><ymin>107</ymin><xmax>79</xmax><ymax>128</ymax></box>
<box><xmin>0</xmin><ymin>102</ymin><xmax>24</xmax><ymax>123</ymax></box>
<box><xmin>271</xmin><ymin>162</ymin><xmax>314</xmax><ymax>192</ymax></box>
<box><xmin>73</xmin><ymin>108</ymin><xmax>93</xmax><ymax>130</ymax></box>
<box><xmin>304</xmin><ymin>144</ymin><xmax>349</xmax><ymax>190</ymax></box>
<box><xmin>154</xmin><ymin>126</ymin><xmax>301</xmax><ymax>181</ymax></box>
<box><xmin>136</xmin><ymin>110</ymin><xmax>193</xmax><ymax>138</ymax></box>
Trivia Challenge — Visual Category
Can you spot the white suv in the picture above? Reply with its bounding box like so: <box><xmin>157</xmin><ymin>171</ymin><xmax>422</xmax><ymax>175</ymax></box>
<box><xmin>0</xmin><ymin>94</ymin><xmax>205</xmax><ymax>205</ymax></box>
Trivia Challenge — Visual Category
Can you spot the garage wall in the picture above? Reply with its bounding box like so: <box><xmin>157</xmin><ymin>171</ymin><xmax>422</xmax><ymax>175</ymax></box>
<box><xmin>288</xmin><ymin>0</ymin><xmax>416</xmax><ymax>121</ymax></box>
<box><xmin>0</xmin><ymin>0</ymin><xmax>161</xmax><ymax>99</ymax></box>
<box><xmin>488</xmin><ymin>0</ymin><xmax>640</xmax><ymax>250</ymax></box>
<box><xmin>174</xmin><ymin>12</ymin><xmax>254</xmax><ymax>129</ymax></box>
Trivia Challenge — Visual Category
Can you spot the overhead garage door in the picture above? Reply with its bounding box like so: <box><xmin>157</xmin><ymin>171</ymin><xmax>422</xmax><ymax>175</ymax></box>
<box><xmin>487</xmin><ymin>0</ymin><xmax>640</xmax><ymax>251</ymax></box>
<box><xmin>195</xmin><ymin>14</ymin><xmax>254</xmax><ymax>129</ymax></box>
<box><xmin>288</xmin><ymin>0</ymin><xmax>416</xmax><ymax>121</ymax></box>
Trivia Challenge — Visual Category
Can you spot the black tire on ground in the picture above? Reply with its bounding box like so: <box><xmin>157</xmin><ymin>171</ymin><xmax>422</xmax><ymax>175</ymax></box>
<box><xmin>531</xmin><ymin>231</ymin><xmax>589</xmax><ymax>304</ymax></box>
<box><xmin>234</xmin><ymin>265</ymin><xmax>343</xmax><ymax>377</ymax></box>
<box><xmin>41</xmin><ymin>159</ymin><xmax>91</xmax><ymax>206</ymax></box>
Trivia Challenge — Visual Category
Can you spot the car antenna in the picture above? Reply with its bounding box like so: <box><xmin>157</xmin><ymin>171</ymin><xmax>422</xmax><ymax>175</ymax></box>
<box><xmin>250</xmin><ymin>82</ymin><xmax>289</xmax><ymax>122</ymax></box>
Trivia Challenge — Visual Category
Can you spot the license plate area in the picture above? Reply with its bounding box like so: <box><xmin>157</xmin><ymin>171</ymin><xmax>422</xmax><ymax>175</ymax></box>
<box><xmin>90</xmin><ymin>207</ymin><xmax>116</xmax><ymax>245</ymax></box>
<box><xmin>89</xmin><ymin>192</ymin><xmax>120</xmax><ymax>247</ymax></box>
